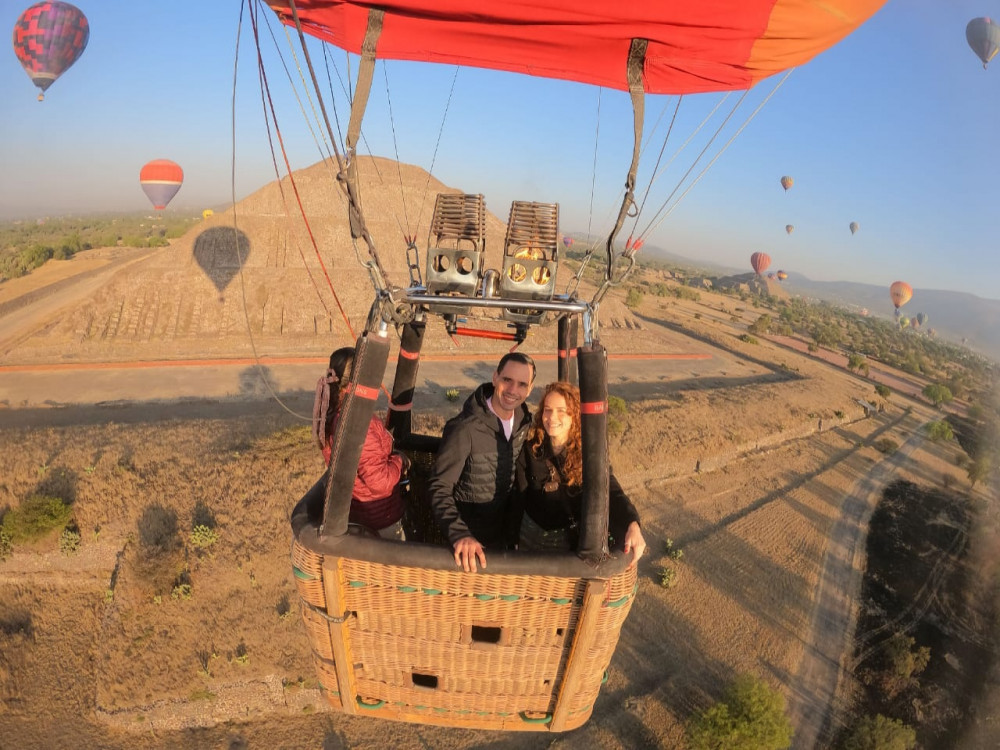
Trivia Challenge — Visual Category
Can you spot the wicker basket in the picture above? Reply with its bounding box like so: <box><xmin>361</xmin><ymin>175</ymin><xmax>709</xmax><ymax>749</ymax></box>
<box><xmin>292</xmin><ymin>534</ymin><xmax>637</xmax><ymax>731</ymax></box>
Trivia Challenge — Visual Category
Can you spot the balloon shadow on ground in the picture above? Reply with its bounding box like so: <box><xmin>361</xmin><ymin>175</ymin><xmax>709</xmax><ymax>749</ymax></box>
<box><xmin>193</xmin><ymin>226</ymin><xmax>251</xmax><ymax>297</ymax></box>
<box><xmin>238</xmin><ymin>365</ymin><xmax>279</xmax><ymax>398</ymax></box>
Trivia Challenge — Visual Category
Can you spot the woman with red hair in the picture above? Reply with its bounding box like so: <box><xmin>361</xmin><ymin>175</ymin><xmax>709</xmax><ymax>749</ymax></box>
<box><xmin>513</xmin><ymin>382</ymin><xmax>645</xmax><ymax>561</ymax></box>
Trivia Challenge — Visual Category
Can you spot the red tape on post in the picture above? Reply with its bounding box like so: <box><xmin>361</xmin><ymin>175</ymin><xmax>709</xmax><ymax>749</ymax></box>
<box><xmin>580</xmin><ymin>401</ymin><xmax>606</xmax><ymax>414</ymax></box>
<box><xmin>347</xmin><ymin>384</ymin><xmax>379</xmax><ymax>400</ymax></box>
<box><xmin>398</xmin><ymin>348</ymin><xmax>419</xmax><ymax>360</ymax></box>
<box><xmin>388</xmin><ymin>402</ymin><xmax>413</xmax><ymax>411</ymax></box>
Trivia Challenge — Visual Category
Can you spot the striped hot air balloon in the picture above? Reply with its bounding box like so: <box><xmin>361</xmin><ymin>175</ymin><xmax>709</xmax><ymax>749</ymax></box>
<box><xmin>750</xmin><ymin>251</ymin><xmax>771</xmax><ymax>275</ymax></box>
<box><xmin>139</xmin><ymin>160</ymin><xmax>184</xmax><ymax>210</ymax></box>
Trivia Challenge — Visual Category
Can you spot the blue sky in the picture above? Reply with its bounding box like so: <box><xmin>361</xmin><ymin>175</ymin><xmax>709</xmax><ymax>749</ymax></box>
<box><xmin>2</xmin><ymin>1</ymin><xmax>998</xmax><ymax>301</ymax></box>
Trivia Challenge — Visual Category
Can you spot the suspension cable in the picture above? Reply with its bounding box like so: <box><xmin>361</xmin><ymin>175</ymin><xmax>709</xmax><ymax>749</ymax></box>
<box><xmin>638</xmin><ymin>71</ymin><xmax>793</xmax><ymax>241</ymax></box>
<box><xmin>251</xmin><ymin>0</ymin><xmax>355</xmax><ymax>337</ymax></box>
<box><xmin>232</xmin><ymin>1</ymin><xmax>312</xmax><ymax>421</ymax></box>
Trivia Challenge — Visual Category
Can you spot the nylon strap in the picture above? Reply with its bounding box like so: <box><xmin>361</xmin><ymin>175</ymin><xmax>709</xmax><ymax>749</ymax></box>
<box><xmin>594</xmin><ymin>38</ymin><xmax>646</xmax><ymax>308</ymax></box>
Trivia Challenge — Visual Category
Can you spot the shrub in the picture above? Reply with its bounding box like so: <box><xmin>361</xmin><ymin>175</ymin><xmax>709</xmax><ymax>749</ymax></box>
<box><xmin>445</xmin><ymin>388</ymin><xmax>460</xmax><ymax>402</ymax></box>
<box><xmin>2</xmin><ymin>495</ymin><xmax>73</xmax><ymax>542</ymax></box>
<box><xmin>658</xmin><ymin>566</ymin><xmax>677</xmax><ymax>588</ymax></box>
<box><xmin>687</xmin><ymin>674</ymin><xmax>793</xmax><ymax>750</ymax></box>
<box><xmin>925</xmin><ymin>420</ymin><xmax>954</xmax><ymax>441</ymax></box>
<box><xmin>664</xmin><ymin>538</ymin><xmax>684</xmax><ymax>560</ymax></box>
<box><xmin>138</xmin><ymin>503</ymin><xmax>179</xmax><ymax>555</ymax></box>
<box><xmin>625</xmin><ymin>288</ymin><xmax>643</xmax><ymax>308</ymax></box>
<box><xmin>233</xmin><ymin>640</ymin><xmax>250</xmax><ymax>665</ymax></box>
<box><xmin>872</xmin><ymin>438</ymin><xmax>898</xmax><ymax>455</ymax></box>
<box><xmin>59</xmin><ymin>521</ymin><xmax>81</xmax><ymax>555</ymax></box>
<box><xmin>0</xmin><ymin>528</ymin><xmax>12</xmax><ymax>560</ymax></box>
<box><xmin>276</xmin><ymin>594</ymin><xmax>292</xmax><ymax>619</ymax></box>
<box><xmin>191</xmin><ymin>500</ymin><xmax>217</xmax><ymax>530</ymax></box>
<box><xmin>189</xmin><ymin>525</ymin><xmax>219</xmax><ymax>550</ymax></box>
<box><xmin>608</xmin><ymin>396</ymin><xmax>628</xmax><ymax>416</ymax></box>
<box><xmin>841</xmin><ymin>714</ymin><xmax>916</xmax><ymax>750</ymax></box>
<box><xmin>171</xmin><ymin>568</ymin><xmax>193</xmax><ymax>600</ymax></box>
<box><xmin>834</xmin><ymin>410</ymin><xmax>845</xmax><ymax>419</ymax></box>
<box><xmin>748</xmin><ymin>314</ymin><xmax>771</xmax><ymax>335</ymax></box>
<box><xmin>874</xmin><ymin>384</ymin><xmax>891</xmax><ymax>399</ymax></box>
<box><xmin>739</xmin><ymin>334</ymin><xmax>758</xmax><ymax>345</ymax></box>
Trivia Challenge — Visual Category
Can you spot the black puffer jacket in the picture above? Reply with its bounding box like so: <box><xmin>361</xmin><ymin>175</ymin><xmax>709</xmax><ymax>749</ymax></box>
<box><xmin>429</xmin><ymin>383</ymin><xmax>532</xmax><ymax>547</ymax></box>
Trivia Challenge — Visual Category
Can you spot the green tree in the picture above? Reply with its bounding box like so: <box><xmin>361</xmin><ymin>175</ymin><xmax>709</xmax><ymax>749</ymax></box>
<box><xmin>874</xmin><ymin>384</ymin><xmax>891</xmax><ymax>400</ymax></box>
<box><xmin>967</xmin><ymin>455</ymin><xmax>991</xmax><ymax>488</ymax></box>
<box><xmin>625</xmin><ymin>287</ymin><xmax>643</xmax><ymax>309</ymax></box>
<box><xmin>922</xmin><ymin>383</ymin><xmax>953</xmax><ymax>407</ymax></box>
<box><xmin>748</xmin><ymin>314</ymin><xmax>772</xmax><ymax>335</ymax></box>
<box><xmin>925</xmin><ymin>420</ymin><xmax>954</xmax><ymax>441</ymax></box>
<box><xmin>841</xmin><ymin>714</ymin><xmax>916</xmax><ymax>750</ymax></box>
<box><xmin>687</xmin><ymin>674</ymin><xmax>793</xmax><ymax>750</ymax></box>
<box><xmin>847</xmin><ymin>353</ymin><xmax>870</xmax><ymax>376</ymax></box>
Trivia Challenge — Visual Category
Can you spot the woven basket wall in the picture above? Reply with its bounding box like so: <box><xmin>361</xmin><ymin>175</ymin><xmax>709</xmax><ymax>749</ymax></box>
<box><xmin>291</xmin><ymin>537</ymin><xmax>637</xmax><ymax>731</ymax></box>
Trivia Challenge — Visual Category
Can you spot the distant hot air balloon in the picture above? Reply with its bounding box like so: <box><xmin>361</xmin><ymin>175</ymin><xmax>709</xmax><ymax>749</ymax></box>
<box><xmin>13</xmin><ymin>2</ymin><xmax>89</xmax><ymax>101</ymax></box>
<box><xmin>750</xmin><ymin>252</ymin><xmax>771</xmax><ymax>275</ymax></box>
<box><xmin>785</xmin><ymin>224</ymin><xmax>794</xmax><ymax>235</ymax></box>
<box><xmin>140</xmin><ymin>160</ymin><xmax>184</xmax><ymax>210</ymax></box>
<box><xmin>849</xmin><ymin>221</ymin><xmax>859</xmax><ymax>235</ymax></box>
<box><xmin>767</xmin><ymin>272</ymin><xmax>775</xmax><ymax>279</ymax></box>
<box><xmin>967</xmin><ymin>17</ymin><xmax>1000</xmax><ymax>69</ymax></box>
<box><xmin>776</xmin><ymin>270</ymin><xmax>788</xmax><ymax>281</ymax></box>
<box><xmin>898</xmin><ymin>316</ymin><xmax>910</xmax><ymax>329</ymax></box>
<box><xmin>916</xmin><ymin>312</ymin><xmax>927</xmax><ymax>327</ymax></box>
<box><xmin>202</xmin><ymin>209</ymin><xmax>214</xmax><ymax>220</ymax></box>
<box><xmin>889</xmin><ymin>281</ymin><xmax>913</xmax><ymax>316</ymax></box>
<box><xmin>562</xmin><ymin>236</ymin><xmax>573</xmax><ymax>248</ymax></box>
<box><xmin>780</xmin><ymin>176</ymin><xmax>794</xmax><ymax>192</ymax></box>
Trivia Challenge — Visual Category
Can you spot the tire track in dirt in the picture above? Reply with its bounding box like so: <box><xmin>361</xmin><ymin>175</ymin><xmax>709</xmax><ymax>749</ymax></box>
<box><xmin>787</xmin><ymin>421</ymin><xmax>927</xmax><ymax>750</ymax></box>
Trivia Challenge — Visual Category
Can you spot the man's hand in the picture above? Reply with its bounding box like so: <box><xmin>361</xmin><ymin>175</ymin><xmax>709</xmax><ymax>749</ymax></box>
<box><xmin>453</xmin><ymin>536</ymin><xmax>487</xmax><ymax>573</ymax></box>
<box><xmin>623</xmin><ymin>522</ymin><xmax>646</xmax><ymax>563</ymax></box>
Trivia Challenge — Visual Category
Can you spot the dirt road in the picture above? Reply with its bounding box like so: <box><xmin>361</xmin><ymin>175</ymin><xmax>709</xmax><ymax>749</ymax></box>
<box><xmin>787</xmin><ymin>415</ymin><xmax>927</xmax><ymax>748</ymax></box>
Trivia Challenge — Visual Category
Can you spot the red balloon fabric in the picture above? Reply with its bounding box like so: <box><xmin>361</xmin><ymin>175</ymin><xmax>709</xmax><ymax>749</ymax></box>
<box><xmin>267</xmin><ymin>0</ymin><xmax>886</xmax><ymax>95</ymax></box>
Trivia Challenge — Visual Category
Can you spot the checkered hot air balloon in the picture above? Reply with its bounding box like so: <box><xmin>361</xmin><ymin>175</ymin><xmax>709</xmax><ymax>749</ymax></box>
<box><xmin>12</xmin><ymin>2</ymin><xmax>89</xmax><ymax>101</ymax></box>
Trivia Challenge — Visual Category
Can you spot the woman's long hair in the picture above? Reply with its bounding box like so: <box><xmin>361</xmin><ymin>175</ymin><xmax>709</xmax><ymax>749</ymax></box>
<box><xmin>312</xmin><ymin>346</ymin><xmax>354</xmax><ymax>450</ymax></box>
<box><xmin>324</xmin><ymin>347</ymin><xmax>354</xmax><ymax>435</ymax></box>
<box><xmin>527</xmin><ymin>381</ymin><xmax>583</xmax><ymax>486</ymax></box>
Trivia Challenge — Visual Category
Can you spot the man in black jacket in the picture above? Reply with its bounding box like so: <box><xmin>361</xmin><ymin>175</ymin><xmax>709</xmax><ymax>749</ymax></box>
<box><xmin>430</xmin><ymin>352</ymin><xmax>536</xmax><ymax>572</ymax></box>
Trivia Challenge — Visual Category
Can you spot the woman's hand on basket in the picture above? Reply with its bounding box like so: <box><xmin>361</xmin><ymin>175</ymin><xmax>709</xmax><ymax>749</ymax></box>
<box><xmin>623</xmin><ymin>522</ymin><xmax>646</xmax><ymax>563</ymax></box>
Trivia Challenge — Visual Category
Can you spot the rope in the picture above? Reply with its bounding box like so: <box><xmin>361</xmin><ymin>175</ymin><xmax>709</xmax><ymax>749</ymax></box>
<box><xmin>415</xmin><ymin>65</ymin><xmax>460</xmax><ymax>246</ymax></box>
<box><xmin>251</xmin><ymin>2</ymin><xmax>355</xmax><ymax>338</ymax></box>
<box><xmin>229</xmin><ymin>1</ymin><xmax>311</xmax><ymax>421</ymax></box>
<box><xmin>383</xmin><ymin>61</ymin><xmax>413</xmax><ymax>237</ymax></box>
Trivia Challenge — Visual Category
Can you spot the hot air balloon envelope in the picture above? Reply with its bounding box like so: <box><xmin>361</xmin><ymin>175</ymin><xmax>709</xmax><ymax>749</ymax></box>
<box><xmin>202</xmin><ymin>209</ymin><xmax>214</xmax><ymax>220</ymax></box>
<box><xmin>750</xmin><ymin>251</ymin><xmax>771</xmax><ymax>275</ymax></box>
<box><xmin>967</xmin><ymin>17</ymin><xmax>1000</xmax><ymax>69</ymax></box>
<box><xmin>889</xmin><ymin>281</ymin><xmax>913</xmax><ymax>310</ymax></box>
<box><xmin>13</xmin><ymin>1</ymin><xmax>89</xmax><ymax>100</ymax></box>
<box><xmin>849</xmin><ymin>221</ymin><xmax>859</xmax><ymax>235</ymax></box>
<box><xmin>268</xmin><ymin>2</ymin><xmax>885</xmax><ymax>95</ymax></box>
<box><xmin>776</xmin><ymin>270</ymin><xmax>788</xmax><ymax>281</ymax></box>
<box><xmin>562</xmin><ymin>237</ymin><xmax>573</xmax><ymax>248</ymax></box>
<box><xmin>140</xmin><ymin>160</ymin><xmax>184</xmax><ymax>210</ymax></box>
<box><xmin>780</xmin><ymin>175</ymin><xmax>794</xmax><ymax>192</ymax></box>
<box><xmin>785</xmin><ymin>224</ymin><xmax>794</xmax><ymax>235</ymax></box>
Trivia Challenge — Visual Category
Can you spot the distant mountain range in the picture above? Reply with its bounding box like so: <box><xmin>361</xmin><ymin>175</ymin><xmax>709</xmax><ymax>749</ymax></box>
<box><xmin>630</xmin><ymin>243</ymin><xmax>1000</xmax><ymax>362</ymax></box>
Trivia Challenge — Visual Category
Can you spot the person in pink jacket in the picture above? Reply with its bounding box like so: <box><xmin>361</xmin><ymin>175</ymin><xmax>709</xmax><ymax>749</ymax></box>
<box><xmin>312</xmin><ymin>347</ymin><xmax>409</xmax><ymax>540</ymax></box>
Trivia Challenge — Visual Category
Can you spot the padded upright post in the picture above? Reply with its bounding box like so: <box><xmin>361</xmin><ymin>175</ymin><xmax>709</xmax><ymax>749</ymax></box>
<box><xmin>576</xmin><ymin>343</ymin><xmax>609</xmax><ymax>561</ymax></box>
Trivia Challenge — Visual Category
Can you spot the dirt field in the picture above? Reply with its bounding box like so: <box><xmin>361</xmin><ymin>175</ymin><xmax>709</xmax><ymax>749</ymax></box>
<box><xmin>1</xmin><ymin>169</ymin><xmax>998</xmax><ymax>749</ymax></box>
